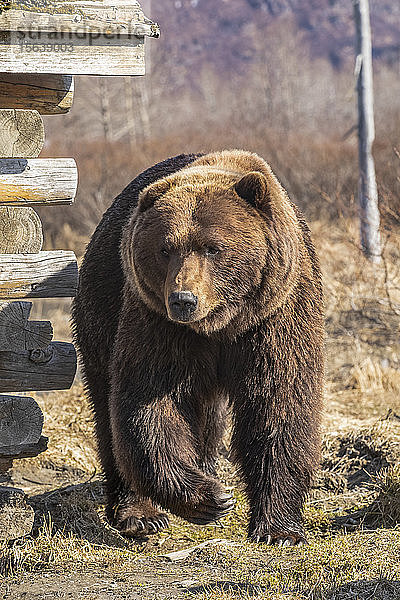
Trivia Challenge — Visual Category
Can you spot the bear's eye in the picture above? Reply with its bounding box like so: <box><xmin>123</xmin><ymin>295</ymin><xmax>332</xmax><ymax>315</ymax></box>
<box><xmin>160</xmin><ymin>248</ymin><xmax>169</xmax><ymax>257</ymax></box>
<box><xmin>205</xmin><ymin>246</ymin><xmax>220</xmax><ymax>257</ymax></box>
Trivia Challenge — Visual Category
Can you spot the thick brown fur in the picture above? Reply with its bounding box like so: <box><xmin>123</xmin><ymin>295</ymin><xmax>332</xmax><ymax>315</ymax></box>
<box><xmin>72</xmin><ymin>150</ymin><xmax>324</xmax><ymax>545</ymax></box>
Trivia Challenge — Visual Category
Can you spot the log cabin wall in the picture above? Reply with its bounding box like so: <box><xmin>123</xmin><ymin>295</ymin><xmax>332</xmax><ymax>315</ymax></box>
<box><xmin>0</xmin><ymin>0</ymin><xmax>158</xmax><ymax>539</ymax></box>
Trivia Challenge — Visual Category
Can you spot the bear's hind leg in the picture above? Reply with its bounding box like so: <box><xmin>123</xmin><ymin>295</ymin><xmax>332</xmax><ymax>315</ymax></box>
<box><xmin>227</xmin><ymin>325</ymin><xmax>323</xmax><ymax>546</ymax></box>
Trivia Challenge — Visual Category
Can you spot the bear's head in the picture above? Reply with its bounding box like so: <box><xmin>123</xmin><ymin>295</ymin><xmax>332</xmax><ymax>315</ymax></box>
<box><xmin>122</xmin><ymin>151</ymin><xmax>303</xmax><ymax>336</ymax></box>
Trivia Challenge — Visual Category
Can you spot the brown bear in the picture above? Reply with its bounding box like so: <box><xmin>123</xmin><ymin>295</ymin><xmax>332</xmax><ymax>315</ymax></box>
<box><xmin>72</xmin><ymin>150</ymin><xmax>324</xmax><ymax>546</ymax></box>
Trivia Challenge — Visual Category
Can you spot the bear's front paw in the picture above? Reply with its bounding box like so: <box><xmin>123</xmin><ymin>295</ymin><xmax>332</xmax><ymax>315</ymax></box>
<box><xmin>109</xmin><ymin>497</ymin><xmax>169</xmax><ymax>538</ymax></box>
<box><xmin>117</xmin><ymin>513</ymin><xmax>169</xmax><ymax>537</ymax></box>
<box><xmin>249</xmin><ymin>523</ymin><xmax>306</xmax><ymax>546</ymax></box>
<box><xmin>176</xmin><ymin>478</ymin><xmax>235</xmax><ymax>525</ymax></box>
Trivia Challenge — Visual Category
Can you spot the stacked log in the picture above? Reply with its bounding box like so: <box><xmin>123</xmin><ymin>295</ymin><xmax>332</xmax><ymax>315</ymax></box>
<box><xmin>0</xmin><ymin>83</ymin><xmax>78</xmax><ymax>477</ymax></box>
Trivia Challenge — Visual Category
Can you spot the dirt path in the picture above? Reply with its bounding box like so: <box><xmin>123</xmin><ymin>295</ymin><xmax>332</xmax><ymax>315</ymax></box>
<box><xmin>1</xmin><ymin>560</ymin><xmax>237</xmax><ymax>600</ymax></box>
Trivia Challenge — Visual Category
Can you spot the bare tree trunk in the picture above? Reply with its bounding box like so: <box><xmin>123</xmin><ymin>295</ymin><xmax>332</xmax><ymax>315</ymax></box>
<box><xmin>98</xmin><ymin>77</ymin><xmax>112</xmax><ymax>145</ymax></box>
<box><xmin>97</xmin><ymin>77</ymin><xmax>111</xmax><ymax>207</ymax></box>
<box><xmin>354</xmin><ymin>0</ymin><xmax>381</xmax><ymax>263</ymax></box>
<box><xmin>137</xmin><ymin>78</ymin><xmax>151</xmax><ymax>141</ymax></box>
<box><xmin>124</xmin><ymin>76</ymin><xmax>137</xmax><ymax>156</ymax></box>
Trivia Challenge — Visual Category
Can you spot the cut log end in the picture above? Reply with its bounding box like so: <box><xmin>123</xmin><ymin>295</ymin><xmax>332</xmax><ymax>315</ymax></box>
<box><xmin>0</xmin><ymin>395</ymin><xmax>44</xmax><ymax>448</ymax></box>
<box><xmin>0</xmin><ymin>301</ymin><xmax>53</xmax><ymax>352</ymax></box>
<box><xmin>0</xmin><ymin>207</ymin><xmax>43</xmax><ymax>253</ymax></box>
<box><xmin>0</xmin><ymin>109</ymin><xmax>44</xmax><ymax>158</ymax></box>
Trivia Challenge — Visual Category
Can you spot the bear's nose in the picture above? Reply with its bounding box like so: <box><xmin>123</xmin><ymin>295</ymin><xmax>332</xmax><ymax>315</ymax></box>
<box><xmin>168</xmin><ymin>291</ymin><xmax>198</xmax><ymax>321</ymax></box>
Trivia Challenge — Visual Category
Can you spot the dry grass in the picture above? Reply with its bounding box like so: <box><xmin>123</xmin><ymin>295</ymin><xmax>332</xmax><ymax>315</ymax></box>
<box><xmin>347</xmin><ymin>358</ymin><xmax>400</xmax><ymax>394</ymax></box>
<box><xmin>2</xmin><ymin>221</ymin><xmax>400</xmax><ymax>599</ymax></box>
<box><xmin>366</xmin><ymin>465</ymin><xmax>400</xmax><ymax>528</ymax></box>
<box><xmin>31</xmin><ymin>384</ymin><xmax>97</xmax><ymax>474</ymax></box>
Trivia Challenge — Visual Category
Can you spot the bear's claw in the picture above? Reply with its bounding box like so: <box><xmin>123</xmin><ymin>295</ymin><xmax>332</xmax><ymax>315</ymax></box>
<box><xmin>183</xmin><ymin>491</ymin><xmax>235</xmax><ymax>525</ymax></box>
<box><xmin>117</xmin><ymin>513</ymin><xmax>169</xmax><ymax>537</ymax></box>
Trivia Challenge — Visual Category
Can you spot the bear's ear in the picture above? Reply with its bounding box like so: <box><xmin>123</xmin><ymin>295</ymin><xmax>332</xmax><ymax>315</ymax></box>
<box><xmin>138</xmin><ymin>179</ymin><xmax>171</xmax><ymax>212</ymax></box>
<box><xmin>234</xmin><ymin>172</ymin><xmax>270</xmax><ymax>212</ymax></box>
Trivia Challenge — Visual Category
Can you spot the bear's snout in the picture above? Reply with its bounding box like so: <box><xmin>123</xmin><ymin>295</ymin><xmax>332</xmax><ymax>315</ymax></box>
<box><xmin>168</xmin><ymin>291</ymin><xmax>198</xmax><ymax>322</ymax></box>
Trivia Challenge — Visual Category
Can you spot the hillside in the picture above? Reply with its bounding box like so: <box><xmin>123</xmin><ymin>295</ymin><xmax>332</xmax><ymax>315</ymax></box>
<box><xmin>151</xmin><ymin>0</ymin><xmax>400</xmax><ymax>80</ymax></box>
